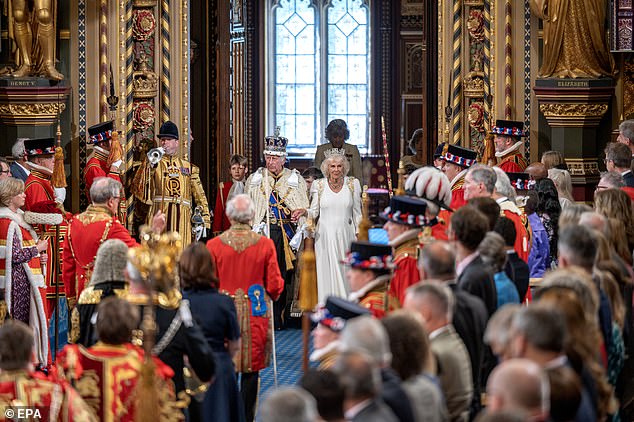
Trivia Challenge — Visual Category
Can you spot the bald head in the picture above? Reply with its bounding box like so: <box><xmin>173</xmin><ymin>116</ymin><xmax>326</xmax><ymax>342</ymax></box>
<box><xmin>226</xmin><ymin>194</ymin><xmax>255</xmax><ymax>224</ymax></box>
<box><xmin>418</xmin><ymin>240</ymin><xmax>456</xmax><ymax>280</ymax></box>
<box><xmin>578</xmin><ymin>212</ymin><xmax>607</xmax><ymax>234</ymax></box>
<box><xmin>525</xmin><ymin>162</ymin><xmax>548</xmax><ymax>181</ymax></box>
<box><xmin>486</xmin><ymin>359</ymin><xmax>548</xmax><ymax>418</ymax></box>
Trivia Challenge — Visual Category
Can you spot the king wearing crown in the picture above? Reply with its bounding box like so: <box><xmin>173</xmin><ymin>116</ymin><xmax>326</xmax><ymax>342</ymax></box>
<box><xmin>245</xmin><ymin>128</ymin><xmax>309</xmax><ymax>331</ymax></box>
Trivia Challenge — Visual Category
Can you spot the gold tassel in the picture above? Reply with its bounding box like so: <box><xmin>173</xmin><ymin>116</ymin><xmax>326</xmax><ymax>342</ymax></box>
<box><xmin>107</xmin><ymin>130</ymin><xmax>123</xmax><ymax>168</ymax></box>
<box><xmin>299</xmin><ymin>238</ymin><xmax>317</xmax><ymax>311</ymax></box>
<box><xmin>482</xmin><ymin>133</ymin><xmax>497</xmax><ymax>167</ymax></box>
<box><xmin>357</xmin><ymin>185</ymin><xmax>371</xmax><ymax>241</ymax></box>
<box><xmin>52</xmin><ymin>122</ymin><xmax>67</xmax><ymax>188</ymax></box>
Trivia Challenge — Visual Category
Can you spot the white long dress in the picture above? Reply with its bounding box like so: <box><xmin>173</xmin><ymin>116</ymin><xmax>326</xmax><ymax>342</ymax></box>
<box><xmin>309</xmin><ymin>177</ymin><xmax>362</xmax><ymax>303</ymax></box>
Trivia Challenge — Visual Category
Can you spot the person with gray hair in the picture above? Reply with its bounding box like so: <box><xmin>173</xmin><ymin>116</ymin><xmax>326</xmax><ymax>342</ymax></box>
<box><xmin>418</xmin><ymin>240</ymin><xmax>488</xmax><ymax>416</ymax></box>
<box><xmin>492</xmin><ymin>167</ymin><xmax>517</xmax><ymax>203</ymax></box>
<box><xmin>225</xmin><ymin>193</ymin><xmax>255</xmax><ymax>224</ymax></box>
<box><xmin>464</xmin><ymin>164</ymin><xmax>497</xmax><ymax>200</ymax></box>
<box><xmin>206</xmin><ymin>192</ymin><xmax>285</xmax><ymax>422</ymax></box>
<box><xmin>62</xmin><ymin>177</ymin><xmax>165</xmax><ymax>306</ymax></box>
<box><xmin>10</xmin><ymin>137</ymin><xmax>29</xmax><ymax>182</ymax></box>
<box><xmin>404</xmin><ymin>282</ymin><xmax>473</xmax><ymax>421</ymax></box>
<box><xmin>339</xmin><ymin>316</ymin><xmax>415</xmax><ymax>422</ymax></box>
<box><xmin>333</xmin><ymin>350</ymin><xmax>398</xmax><ymax>422</ymax></box>
<box><xmin>605</xmin><ymin>142</ymin><xmax>634</xmax><ymax>187</ymax></box>
<box><xmin>479</xmin><ymin>232</ymin><xmax>520</xmax><ymax>308</ymax></box>
<box><xmin>260</xmin><ymin>387</ymin><xmax>319</xmax><ymax>422</ymax></box>
<box><xmin>596</xmin><ymin>171</ymin><xmax>625</xmax><ymax>192</ymax></box>
<box><xmin>618</xmin><ymin>119</ymin><xmax>634</xmax><ymax>160</ymax></box>
<box><xmin>578</xmin><ymin>211</ymin><xmax>607</xmax><ymax>234</ymax></box>
<box><xmin>73</xmin><ymin>239</ymin><xmax>130</xmax><ymax>347</ymax></box>
<box><xmin>484</xmin><ymin>304</ymin><xmax>522</xmax><ymax>361</ymax></box>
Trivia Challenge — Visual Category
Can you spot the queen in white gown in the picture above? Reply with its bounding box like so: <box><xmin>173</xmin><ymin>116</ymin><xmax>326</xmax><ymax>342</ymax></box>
<box><xmin>309</xmin><ymin>149</ymin><xmax>361</xmax><ymax>303</ymax></box>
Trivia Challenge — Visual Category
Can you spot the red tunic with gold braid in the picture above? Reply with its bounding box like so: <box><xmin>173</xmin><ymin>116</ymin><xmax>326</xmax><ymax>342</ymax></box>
<box><xmin>499</xmin><ymin>199</ymin><xmax>532</xmax><ymax>263</ymax></box>
<box><xmin>353</xmin><ymin>276</ymin><xmax>400</xmax><ymax>319</ymax></box>
<box><xmin>0</xmin><ymin>370</ymin><xmax>96</xmax><ymax>421</ymax></box>
<box><xmin>497</xmin><ymin>152</ymin><xmax>529</xmax><ymax>173</ymax></box>
<box><xmin>450</xmin><ymin>175</ymin><xmax>467</xmax><ymax>210</ymax></box>
<box><xmin>206</xmin><ymin>224</ymin><xmax>284</xmax><ymax>373</ymax></box>
<box><xmin>57</xmin><ymin>343</ymin><xmax>177</xmax><ymax>422</ymax></box>
<box><xmin>432</xmin><ymin>210</ymin><xmax>451</xmax><ymax>241</ymax></box>
<box><xmin>389</xmin><ymin>237</ymin><xmax>420</xmax><ymax>305</ymax></box>
<box><xmin>84</xmin><ymin>149</ymin><xmax>123</xmax><ymax>195</ymax></box>
<box><xmin>24</xmin><ymin>169</ymin><xmax>69</xmax><ymax>318</ymax></box>
<box><xmin>62</xmin><ymin>205</ymin><xmax>139</xmax><ymax>304</ymax></box>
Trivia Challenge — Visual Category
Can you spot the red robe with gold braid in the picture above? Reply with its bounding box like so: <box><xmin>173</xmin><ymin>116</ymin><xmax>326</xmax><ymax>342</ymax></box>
<box><xmin>0</xmin><ymin>370</ymin><xmax>96</xmax><ymax>421</ymax></box>
<box><xmin>449</xmin><ymin>171</ymin><xmax>468</xmax><ymax>210</ymax></box>
<box><xmin>206</xmin><ymin>224</ymin><xmax>284</xmax><ymax>373</ymax></box>
<box><xmin>84</xmin><ymin>148</ymin><xmax>127</xmax><ymax>222</ymax></box>
<box><xmin>432</xmin><ymin>210</ymin><xmax>452</xmax><ymax>241</ymax></box>
<box><xmin>24</xmin><ymin>168</ymin><xmax>69</xmax><ymax>317</ymax></box>
<box><xmin>497</xmin><ymin>151</ymin><xmax>529</xmax><ymax>173</ymax></box>
<box><xmin>212</xmin><ymin>181</ymin><xmax>233</xmax><ymax>235</ymax></box>
<box><xmin>388</xmin><ymin>233</ymin><xmax>420</xmax><ymax>305</ymax></box>
<box><xmin>62</xmin><ymin>205</ymin><xmax>139</xmax><ymax>305</ymax></box>
<box><xmin>57</xmin><ymin>343</ymin><xmax>178</xmax><ymax>422</ymax></box>
<box><xmin>0</xmin><ymin>210</ymin><xmax>49</xmax><ymax>364</ymax></box>
<box><xmin>498</xmin><ymin>198</ymin><xmax>532</xmax><ymax>263</ymax></box>
<box><xmin>350</xmin><ymin>275</ymin><xmax>400</xmax><ymax>319</ymax></box>
<box><xmin>83</xmin><ymin>148</ymin><xmax>122</xmax><ymax>195</ymax></box>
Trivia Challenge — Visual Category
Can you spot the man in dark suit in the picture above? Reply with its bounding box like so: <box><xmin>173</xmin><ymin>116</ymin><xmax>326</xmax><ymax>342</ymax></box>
<box><xmin>494</xmin><ymin>217</ymin><xmax>530</xmax><ymax>301</ymax></box>
<box><xmin>335</xmin><ymin>350</ymin><xmax>398</xmax><ymax>422</ymax></box>
<box><xmin>340</xmin><ymin>316</ymin><xmax>415</xmax><ymax>422</ymax></box>
<box><xmin>418</xmin><ymin>240</ymin><xmax>488</xmax><ymax>417</ymax></box>
<box><xmin>605</xmin><ymin>141</ymin><xmax>634</xmax><ymax>187</ymax></box>
<box><xmin>9</xmin><ymin>137</ymin><xmax>29</xmax><ymax>182</ymax></box>
<box><xmin>450</xmin><ymin>205</ymin><xmax>497</xmax><ymax>316</ymax></box>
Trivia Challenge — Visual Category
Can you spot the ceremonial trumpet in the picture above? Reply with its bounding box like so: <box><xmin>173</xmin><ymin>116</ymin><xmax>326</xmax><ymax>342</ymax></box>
<box><xmin>147</xmin><ymin>147</ymin><xmax>165</xmax><ymax>166</ymax></box>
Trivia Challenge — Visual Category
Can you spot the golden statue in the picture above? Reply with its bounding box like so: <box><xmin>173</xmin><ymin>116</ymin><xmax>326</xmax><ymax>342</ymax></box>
<box><xmin>5</xmin><ymin>0</ymin><xmax>63</xmax><ymax>80</ymax></box>
<box><xmin>531</xmin><ymin>0</ymin><xmax>614</xmax><ymax>78</ymax></box>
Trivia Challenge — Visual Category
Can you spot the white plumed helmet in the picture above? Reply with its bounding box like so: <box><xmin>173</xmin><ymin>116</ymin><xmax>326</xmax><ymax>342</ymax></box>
<box><xmin>405</xmin><ymin>166</ymin><xmax>452</xmax><ymax>209</ymax></box>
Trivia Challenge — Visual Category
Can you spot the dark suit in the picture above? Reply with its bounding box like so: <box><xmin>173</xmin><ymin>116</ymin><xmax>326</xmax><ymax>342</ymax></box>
<box><xmin>349</xmin><ymin>399</ymin><xmax>399</xmax><ymax>422</ymax></box>
<box><xmin>380</xmin><ymin>368</ymin><xmax>416</xmax><ymax>422</ymax></box>
<box><xmin>623</xmin><ymin>170</ymin><xmax>634</xmax><ymax>188</ymax></box>
<box><xmin>504</xmin><ymin>251</ymin><xmax>530</xmax><ymax>301</ymax></box>
<box><xmin>457</xmin><ymin>255</ymin><xmax>497</xmax><ymax>317</ymax></box>
<box><xmin>448</xmin><ymin>283</ymin><xmax>487</xmax><ymax>415</ymax></box>
<box><xmin>9</xmin><ymin>162</ymin><xmax>28</xmax><ymax>182</ymax></box>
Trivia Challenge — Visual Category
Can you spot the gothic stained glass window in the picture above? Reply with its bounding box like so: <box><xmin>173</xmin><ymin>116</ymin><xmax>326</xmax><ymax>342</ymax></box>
<box><xmin>270</xmin><ymin>0</ymin><xmax>370</xmax><ymax>153</ymax></box>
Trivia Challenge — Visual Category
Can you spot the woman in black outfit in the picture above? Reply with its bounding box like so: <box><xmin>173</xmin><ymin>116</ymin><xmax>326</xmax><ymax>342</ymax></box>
<box><xmin>181</xmin><ymin>242</ymin><xmax>245</xmax><ymax>422</ymax></box>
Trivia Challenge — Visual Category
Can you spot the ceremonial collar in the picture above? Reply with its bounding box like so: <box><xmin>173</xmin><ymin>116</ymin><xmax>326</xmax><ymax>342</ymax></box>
<box><xmin>389</xmin><ymin>228</ymin><xmax>421</xmax><ymax>248</ymax></box>
<box><xmin>348</xmin><ymin>274</ymin><xmax>392</xmax><ymax>303</ymax></box>
<box><xmin>495</xmin><ymin>140</ymin><xmax>523</xmax><ymax>158</ymax></box>
<box><xmin>85</xmin><ymin>204</ymin><xmax>115</xmax><ymax>216</ymax></box>
<box><xmin>0</xmin><ymin>206</ymin><xmax>33</xmax><ymax>232</ymax></box>
<box><xmin>93</xmin><ymin>146</ymin><xmax>109</xmax><ymax>161</ymax></box>
<box><xmin>28</xmin><ymin>163</ymin><xmax>53</xmax><ymax>178</ymax></box>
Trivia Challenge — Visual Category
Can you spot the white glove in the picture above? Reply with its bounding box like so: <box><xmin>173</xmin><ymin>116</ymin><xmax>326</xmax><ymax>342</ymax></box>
<box><xmin>111</xmin><ymin>160</ymin><xmax>123</xmax><ymax>169</ymax></box>
<box><xmin>252</xmin><ymin>222</ymin><xmax>268</xmax><ymax>237</ymax></box>
<box><xmin>54</xmin><ymin>187</ymin><xmax>66</xmax><ymax>203</ymax></box>
<box><xmin>289</xmin><ymin>223</ymin><xmax>309</xmax><ymax>251</ymax></box>
<box><xmin>194</xmin><ymin>226</ymin><xmax>207</xmax><ymax>242</ymax></box>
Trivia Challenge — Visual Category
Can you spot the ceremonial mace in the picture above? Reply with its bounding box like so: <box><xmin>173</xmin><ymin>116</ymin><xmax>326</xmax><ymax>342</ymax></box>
<box><xmin>299</xmin><ymin>233</ymin><xmax>317</xmax><ymax>372</ymax></box>
<box><xmin>380</xmin><ymin>117</ymin><xmax>393</xmax><ymax>196</ymax></box>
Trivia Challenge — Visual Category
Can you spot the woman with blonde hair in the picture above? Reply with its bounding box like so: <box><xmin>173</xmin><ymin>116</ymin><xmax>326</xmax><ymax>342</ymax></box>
<box><xmin>541</xmin><ymin>150</ymin><xmax>566</xmax><ymax>170</ymax></box>
<box><xmin>0</xmin><ymin>177</ymin><xmax>49</xmax><ymax>365</ymax></box>
<box><xmin>309</xmin><ymin>150</ymin><xmax>361</xmax><ymax>302</ymax></box>
<box><xmin>594</xmin><ymin>188</ymin><xmax>634</xmax><ymax>253</ymax></box>
<box><xmin>558</xmin><ymin>203</ymin><xmax>592</xmax><ymax>230</ymax></box>
<box><xmin>548</xmin><ymin>168</ymin><xmax>574</xmax><ymax>210</ymax></box>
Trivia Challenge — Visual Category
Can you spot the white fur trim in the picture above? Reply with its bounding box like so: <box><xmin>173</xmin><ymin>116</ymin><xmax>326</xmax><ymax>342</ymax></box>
<box><xmin>310</xmin><ymin>340</ymin><xmax>341</xmax><ymax>362</ymax></box>
<box><xmin>288</xmin><ymin>169</ymin><xmax>299</xmax><ymax>188</ymax></box>
<box><xmin>250</xmin><ymin>168</ymin><xmax>263</xmax><ymax>186</ymax></box>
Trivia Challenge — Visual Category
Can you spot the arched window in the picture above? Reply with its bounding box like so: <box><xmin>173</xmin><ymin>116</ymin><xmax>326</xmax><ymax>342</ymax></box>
<box><xmin>268</xmin><ymin>0</ymin><xmax>370</xmax><ymax>154</ymax></box>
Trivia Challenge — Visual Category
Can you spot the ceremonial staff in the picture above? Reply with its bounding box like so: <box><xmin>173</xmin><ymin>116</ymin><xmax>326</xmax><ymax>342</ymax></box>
<box><xmin>299</xmin><ymin>236</ymin><xmax>317</xmax><ymax>372</ymax></box>
<box><xmin>381</xmin><ymin>117</ymin><xmax>393</xmax><ymax>196</ymax></box>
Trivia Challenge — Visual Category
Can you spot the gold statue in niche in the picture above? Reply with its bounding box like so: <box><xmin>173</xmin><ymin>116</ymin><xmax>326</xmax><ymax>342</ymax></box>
<box><xmin>4</xmin><ymin>0</ymin><xmax>63</xmax><ymax>80</ymax></box>
<box><xmin>531</xmin><ymin>0</ymin><xmax>614</xmax><ymax>78</ymax></box>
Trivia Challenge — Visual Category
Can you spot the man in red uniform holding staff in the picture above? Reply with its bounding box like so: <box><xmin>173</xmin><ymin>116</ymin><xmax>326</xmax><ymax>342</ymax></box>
<box><xmin>206</xmin><ymin>193</ymin><xmax>284</xmax><ymax>422</ymax></box>
<box><xmin>62</xmin><ymin>177</ymin><xmax>165</xmax><ymax>307</ymax></box>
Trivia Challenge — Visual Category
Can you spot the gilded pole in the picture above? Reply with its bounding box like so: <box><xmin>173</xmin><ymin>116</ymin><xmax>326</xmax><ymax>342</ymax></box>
<box><xmin>100</xmin><ymin>0</ymin><xmax>109</xmax><ymax>121</ymax></box>
<box><xmin>504</xmin><ymin>0</ymin><xmax>512</xmax><ymax>118</ymax></box>
<box><xmin>125</xmin><ymin>0</ymin><xmax>134</xmax><ymax>229</ymax></box>
<box><xmin>483</xmin><ymin>0</ymin><xmax>491</xmax><ymax>124</ymax></box>
<box><xmin>161</xmin><ymin>0</ymin><xmax>171</xmax><ymax>122</ymax></box>
<box><xmin>181</xmin><ymin>0</ymin><xmax>190</xmax><ymax>159</ymax></box>
<box><xmin>452</xmin><ymin>0</ymin><xmax>462</xmax><ymax>145</ymax></box>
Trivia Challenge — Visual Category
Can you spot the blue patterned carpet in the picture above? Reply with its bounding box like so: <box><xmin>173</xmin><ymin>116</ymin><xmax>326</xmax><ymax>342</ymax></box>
<box><xmin>259</xmin><ymin>328</ymin><xmax>312</xmax><ymax>398</ymax></box>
